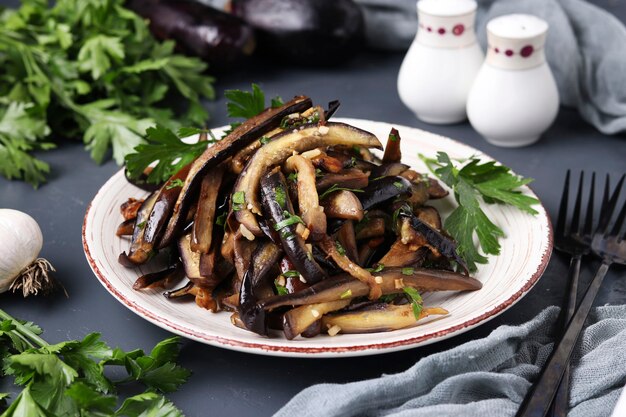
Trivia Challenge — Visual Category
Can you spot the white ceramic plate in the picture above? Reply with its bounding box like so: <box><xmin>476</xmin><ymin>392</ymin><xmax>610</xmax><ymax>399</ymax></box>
<box><xmin>83</xmin><ymin>118</ymin><xmax>553</xmax><ymax>357</ymax></box>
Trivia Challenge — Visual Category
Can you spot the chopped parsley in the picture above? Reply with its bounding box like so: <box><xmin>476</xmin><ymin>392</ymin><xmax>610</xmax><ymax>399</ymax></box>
<box><xmin>232</xmin><ymin>191</ymin><xmax>245</xmax><ymax>211</ymax></box>
<box><xmin>274</xmin><ymin>279</ymin><xmax>289</xmax><ymax>296</ymax></box>
<box><xmin>366</xmin><ymin>264</ymin><xmax>385</xmax><ymax>273</ymax></box>
<box><xmin>401</xmin><ymin>267</ymin><xmax>414</xmax><ymax>276</ymax></box>
<box><xmin>340</xmin><ymin>289</ymin><xmax>353</xmax><ymax>299</ymax></box>
<box><xmin>335</xmin><ymin>241</ymin><xmax>346</xmax><ymax>256</ymax></box>
<box><xmin>136</xmin><ymin>220</ymin><xmax>147</xmax><ymax>229</ymax></box>
<box><xmin>259</xmin><ymin>136</ymin><xmax>270</xmax><ymax>145</ymax></box>
<box><xmin>389</xmin><ymin>133</ymin><xmax>399</xmax><ymax>142</ymax></box>
<box><xmin>273</xmin><ymin>211</ymin><xmax>305</xmax><ymax>232</ymax></box>
<box><xmin>275</xmin><ymin>186</ymin><xmax>287</xmax><ymax>208</ymax></box>
<box><xmin>287</xmin><ymin>172</ymin><xmax>298</xmax><ymax>182</ymax></box>
<box><xmin>402</xmin><ymin>287</ymin><xmax>423</xmax><ymax>320</ymax></box>
<box><xmin>165</xmin><ymin>178</ymin><xmax>185</xmax><ymax>189</ymax></box>
<box><xmin>319</xmin><ymin>184</ymin><xmax>364</xmax><ymax>200</ymax></box>
<box><xmin>282</xmin><ymin>270</ymin><xmax>300</xmax><ymax>278</ymax></box>
<box><xmin>215</xmin><ymin>212</ymin><xmax>227</xmax><ymax>227</ymax></box>
<box><xmin>393</xmin><ymin>181</ymin><xmax>404</xmax><ymax>190</ymax></box>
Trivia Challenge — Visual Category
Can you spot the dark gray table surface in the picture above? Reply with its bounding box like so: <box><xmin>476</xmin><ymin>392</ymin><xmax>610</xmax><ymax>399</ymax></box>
<box><xmin>2</xmin><ymin>1</ymin><xmax>626</xmax><ymax>416</ymax></box>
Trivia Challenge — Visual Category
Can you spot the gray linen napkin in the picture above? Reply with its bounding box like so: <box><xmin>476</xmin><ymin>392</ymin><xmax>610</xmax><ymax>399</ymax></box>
<box><xmin>275</xmin><ymin>305</ymin><xmax>626</xmax><ymax>417</ymax></box>
<box><xmin>356</xmin><ymin>0</ymin><xmax>626</xmax><ymax>135</ymax></box>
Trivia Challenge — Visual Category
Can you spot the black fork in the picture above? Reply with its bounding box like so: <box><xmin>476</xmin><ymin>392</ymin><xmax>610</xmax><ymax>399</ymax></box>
<box><xmin>516</xmin><ymin>173</ymin><xmax>626</xmax><ymax>417</ymax></box>
<box><xmin>550</xmin><ymin>171</ymin><xmax>596</xmax><ymax>417</ymax></box>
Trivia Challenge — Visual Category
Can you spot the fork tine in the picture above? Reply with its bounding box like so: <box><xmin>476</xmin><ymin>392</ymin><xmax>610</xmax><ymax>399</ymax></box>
<box><xmin>597</xmin><ymin>174</ymin><xmax>625</xmax><ymax>235</ymax></box>
<box><xmin>610</xmin><ymin>195</ymin><xmax>626</xmax><ymax>237</ymax></box>
<box><xmin>556</xmin><ymin>170</ymin><xmax>570</xmax><ymax>238</ymax></box>
<box><xmin>571</xmin><ymin>172</ymin><xmax>584</xmax><ymax>235</ymax></box>
<box><xmin>583</xmin><ymin>172</ymin><xmax>596</xmax><ymax>236</ymax></box>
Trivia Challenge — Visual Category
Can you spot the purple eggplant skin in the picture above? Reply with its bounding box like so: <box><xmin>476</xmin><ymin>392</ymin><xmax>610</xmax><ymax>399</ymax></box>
<box><xmin>238</xmin><ymin>241</ymin><xmax>283</xmax><ymax>336</ymax></box>
<box><xmin>231</xmin><ymin>0</ymin><xmax>364</xmax><ymax>65</ymax></box>
<box><xmin>359</xmin><ymin>176</ymin><xmax>411</xmax><ymax>210</ymax></box>
<box><xmin>400</xmin><ymin>211</ymin><xmax>469</xmax><ymax>276</ymax></box>
<box><xmin>260</xmin><ymin>169</ymin><xmax>328</xmax><ymax>284</ymax></box>
<box><xmin>128</xmin><ymin>0</ymin><xmax>255</xmax><ymax>73</ymax></box>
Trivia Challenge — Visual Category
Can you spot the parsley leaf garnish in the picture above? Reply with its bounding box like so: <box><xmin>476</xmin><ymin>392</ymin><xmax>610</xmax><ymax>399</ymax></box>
<box><xmin>421</xmin><ymin>152</ymin><xmax>540</xmax><ymax>271</ymax></box>
<box><xmin>402</xmin><ymin>287</ymin><xmax>423</xmax><ymax>320</ymax></box>
<box><xmin>225</xmin><ymin>83</ymin><xmax>267</xmax><ymax>119</ymax></box>
<box><xmin>125</xmin><ymin>124</ymin><xmax>212</xmax><ymax>184</ymax></box>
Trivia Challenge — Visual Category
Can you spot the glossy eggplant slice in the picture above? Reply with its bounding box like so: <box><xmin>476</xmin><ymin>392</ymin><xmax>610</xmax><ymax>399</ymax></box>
<box><xmin>159</xmin><ymin>96</ymin><xmax>313</xmax><ymax>248</ymax></box>
<box><xmin>316</xmin><ymin>168</ymin><xmax>369</xmax><ymax>192</ymax></box>
<box><xmin>234</xmin><ymin>122</ymin><xmax>382</xmax><ymax>235</ymax></box>
<box><xmin>191</xmin><ymin>165</ymin><xmax>224</xmax><ymax>253</ymax></box>
<box><xmin>319</xmin><ymin>235</ymin><xmax>381</xmax><ymax>299</ymax></box>
<box><xmin>284</xmin><ymin>155</ymin><xmax>327</xmax><ymax>241</ymax></box>
<box><xmin>321</xmin><ymin>190</ymin><xmax>364</xmax><ymax>221</ymax></box>
<box><xmin>321</xmin><ymin>305</ymin><xmax>448</xmax><ymax>334</ymax></box>
<box><xmin>283</xmin><ymin>300</ymin><xmax>351</xmax><ymax>340</ymax></box>
<box><xmin>259</xmin><ymin>267</ymin><xmax>482</xmax><ymax>311</ymax></box>
<box><xmin>370</xmin><ymin>162</ymin><xmax>410</xmax><ymax>180</ymax></box>
<box><xmin>260</xmin><ymin>169</ymin><xmax>328</xmax><ymax>284</ymax></box>
<box><xmin>337</xmin><ymin>221</ymin><xmax>358</xmax><ymax>262</ymax></box>
<box><xmin>238</xmin><ymin>241</ymin><xmax>283</xmax><ymax>335</ymax></box>
<box><xmin>120</xmin><ymin>198</ymin><xmax>144</xmax><ymax>220</ymax></box>
<box><xmin>400</xmin><ymin>212</ymin><xmax>469</xmax><ymax>275</ymax></box>
<box><xmin>310</xmin><ymin>152</ymin><xmax>344</xmax><ymax>173</ymax></box>
<box><xmin>133</xmin><ymin>262</ymin><xmax>185</xmax><ymax>290</ymax></box>
<box><xmin>118</xmin><ymin>192</ymin><xmax>159</xmax><ymax>266</ymax></box>
<box><xmin>355</xmin><ymin>217</ymin><xmax>386</xmax><ymax>240</ymax></box>
<box><xmin>358</xmin><ymin>176</ymin><xmax>411</xmax><ymax>211</ymax></box>
<box><xmin>382</xmin><ymin>128</ymin><xmax>402</xmax><ymax>163</ymax></box>
<box><xmin>143</xmin><ymin>164</ymin><xmax>192</xmax><ymax>252</ymax></box>
<box><xmin>415</xmin><ymin>206</ymin><xmax>443</xmax><ymax>230</ymax></box>
<box><xmin>116</xmin><ymin>218</ymin><xmax>136</xmax><ymax>237</ymax></box>
<box><xmin>379</xmin><ymin>242</ymin><xmax>430</xmax><ymax>267</ymax></box>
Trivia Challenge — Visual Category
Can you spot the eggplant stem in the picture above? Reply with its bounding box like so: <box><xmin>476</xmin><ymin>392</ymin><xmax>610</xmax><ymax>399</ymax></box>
<box><xmin>10</xmin><ymin>258</ymin><xmax>66</xmax><ymax>297</ymax></box>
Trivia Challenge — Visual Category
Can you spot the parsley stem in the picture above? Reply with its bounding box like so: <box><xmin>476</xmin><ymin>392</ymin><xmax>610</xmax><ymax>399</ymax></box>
<box><xmin>0</xmin><ymin>309</ymin><xmax>49</xmax><ymax>347</ymax></box>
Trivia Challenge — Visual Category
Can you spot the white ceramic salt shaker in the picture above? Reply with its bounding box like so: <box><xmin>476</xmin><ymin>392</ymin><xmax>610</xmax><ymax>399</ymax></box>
<box><xmin>397</xmin><ymin>0</ymin><xmax>483</xmax><ymax>124</ymax></box>
<box><xmin>467</xmin><ymin>14</ymin><xmax>559</xmax><ymax>147</ymax></box>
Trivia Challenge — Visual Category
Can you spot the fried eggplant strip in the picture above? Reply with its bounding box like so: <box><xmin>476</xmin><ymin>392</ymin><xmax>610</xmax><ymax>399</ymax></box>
<box><xmin>259</xmin><ymin>267</ymin><xmax>481</xmax><ymax>311</ymax></box>
<box><xmin>191</xmin><ymin>165</ymin><xmax>225</xmax><ymax>253</ymax></box>
<box><xmin>284</xmin><ymin>154</ymin><xmax>327</xmax><ymax>241</ymax></box>
<box><xmin>319</xmin><ymin>235</ymin><xmax>382</xmax><ymax>300</ymax></box>
<box><xmin>159</xmin><ymin>96</ymin><xmax>313</xmax><ymax>248</ymax></box>
<box><xmin>234</xmin><ymin>122</ymin><xmax>382</xmax><ymax>236</ymax></box>
<box><xmin>260</xmin><ymin>169</ymin><xmax>327</xmax><ymax>284</ymax></box>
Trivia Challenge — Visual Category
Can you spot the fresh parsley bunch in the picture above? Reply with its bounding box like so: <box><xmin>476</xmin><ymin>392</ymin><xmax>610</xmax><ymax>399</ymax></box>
<box><xmin>0</xmin><ymin>309</ymin><xmax>190</xmax><ymax>416</ymax></box>
<box><xmin>0</xmin><ymin>0</ymin><xmax>215</xmax><ymax>187</ymax></box>
<box><xmin>422</xmin><ymin>152</ymin><xmax>540</xmax><ymax>272</ymax></box>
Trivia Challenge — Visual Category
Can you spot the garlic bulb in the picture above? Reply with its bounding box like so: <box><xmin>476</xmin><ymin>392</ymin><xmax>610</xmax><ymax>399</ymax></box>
<box><xmin>0</xmin><ymin>209</ymin><xmax>58</xmax><ymax>296</ymax></box>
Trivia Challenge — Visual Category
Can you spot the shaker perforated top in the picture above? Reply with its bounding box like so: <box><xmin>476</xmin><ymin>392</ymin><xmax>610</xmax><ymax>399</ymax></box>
<box><xmin>418</xmin><ymin>0</ymin><xmax>476</xmax><ymax>17</ymax></box>
<box><xmin>486</xmin><ymin>14</ymin><xmax>549</xmax><ymax>70</ymax></box>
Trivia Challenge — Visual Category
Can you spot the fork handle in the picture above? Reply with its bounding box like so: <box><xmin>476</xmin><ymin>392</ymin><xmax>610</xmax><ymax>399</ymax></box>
<box><xmin>550</xmin><ymin>254</ymin><xmax>582</xmax><ymax>417</ymax></box>
<box><xmin>515</xmin><ymin>261</ymin><xmax>611</xmax><ymax>417</ymax></box>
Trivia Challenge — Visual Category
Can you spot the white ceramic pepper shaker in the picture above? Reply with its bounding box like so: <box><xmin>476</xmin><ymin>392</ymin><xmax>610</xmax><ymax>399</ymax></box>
<box><xmin>397</xmin><ymin>0</ymin><xmax>483</xmax><ymax>124</ymax></box>
<box><xmin>467</xmin><ymin>14</ymin><xmax>559</xmax><ymax>147</ymax></box>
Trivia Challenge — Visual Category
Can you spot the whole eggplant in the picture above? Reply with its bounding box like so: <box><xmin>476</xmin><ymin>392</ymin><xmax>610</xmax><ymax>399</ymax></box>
<box><xmin>230</xmin><ymin>0</ymin><xmax>364</xmax><ymax>64</ymax></box>
<box><xmin>128</xmin><ymin>0</ymin><xmax>255</xmax><ymax>73</ymax></box>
